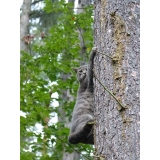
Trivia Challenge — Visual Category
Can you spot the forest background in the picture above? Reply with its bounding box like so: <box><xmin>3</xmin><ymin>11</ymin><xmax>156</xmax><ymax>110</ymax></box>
<box><xmin>20</xmin><ymin>0</ymin><xmax>95</xmax><ymax>160</ymax></box>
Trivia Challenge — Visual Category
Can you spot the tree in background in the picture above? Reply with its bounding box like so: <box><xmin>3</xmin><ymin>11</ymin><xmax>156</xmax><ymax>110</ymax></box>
<box><xmin>20</xmin><ymin>0</ymin><xmax>32</xmax><ymax>52</ymax></box>
<box><xmin>20</xmin><ymin>0</ymin><xmax>60</xmax><ymax>55</ymax></box>
<box><xmin>93</xmin><ymin>0</ymin><xmax>140</xmax><ymax>159</ymax></box>
<box><xmin>20</xmin><ymin>0</ymin><xmax>94</xmax><ymax>160</ymax></box>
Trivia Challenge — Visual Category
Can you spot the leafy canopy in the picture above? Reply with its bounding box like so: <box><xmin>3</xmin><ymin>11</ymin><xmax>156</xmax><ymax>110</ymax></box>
<box><xmin>20</xmin><ymin>0</ymin><xmax>94</xmax><ymax>159</ymax></box>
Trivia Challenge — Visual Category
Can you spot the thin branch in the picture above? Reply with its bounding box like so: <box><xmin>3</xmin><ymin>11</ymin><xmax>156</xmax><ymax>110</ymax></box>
<box><xmin>68</xmin><ymin>7</ymin><xmax>86</xmax><ymax>9</ymax></box>
<box><xmin>56</xmin><ymin>136</ymin><xmax>92</xmax><ymax>160</ymax></box>
<box><xmin>97</xmin><ymin>51</ymin><xmax>113</xmax><ymax>59</ymax></box>
<box><xmin>68</xmin><ymin>144</ymin><xmax>92</xmax><ymax>160</ymax></box>
<box><xmin>93</xmin><ymin>69</ymin><xmax>126</xmax><ymax>109</ymax></box>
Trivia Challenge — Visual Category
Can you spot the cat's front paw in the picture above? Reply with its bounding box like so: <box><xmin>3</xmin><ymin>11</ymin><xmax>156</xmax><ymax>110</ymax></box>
<box><xmin>92</xmin><ymin>47</ymin><xmax>97</xmax><ymax>52</ymax></box>
<box><xmin>87</xmin><ymin>121</ymin><xmax>95</xmax><ymax>125</ymax></box>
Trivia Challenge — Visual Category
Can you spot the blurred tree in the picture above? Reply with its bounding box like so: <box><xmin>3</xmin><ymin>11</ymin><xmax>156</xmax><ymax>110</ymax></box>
<box><xmin>20</xmin><ymin>0</ymin><xmax>32</xmax><ymax>52</ymax></box>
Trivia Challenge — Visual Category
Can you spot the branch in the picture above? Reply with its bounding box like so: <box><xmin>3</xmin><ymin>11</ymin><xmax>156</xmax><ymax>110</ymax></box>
<box><xmin>93</xmin><ymin>69</ymin><xmax>127</xmax><ymax>110</ymax></box>
<box><xmin>93</xmin><ymin>155</ymin><xmax>105</xmax><ymax>160</ymax></box>
<box><xmin>97</xmin><ymin>51</ymin><xmax>113</xmax><ymax>59</ymax></box>
<box><xmin>68</xmin><ymin>7</ymin><xmax>86</xmax><ymax>9</ymax></box>
<box><xmin>56</xmin><ymin>136</ymin><xmax>92</xmax><ymax>160</ymax></box>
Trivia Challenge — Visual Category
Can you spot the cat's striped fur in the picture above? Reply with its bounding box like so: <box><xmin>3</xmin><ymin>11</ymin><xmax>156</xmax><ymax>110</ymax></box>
<box><xmin>68</xmin><ymin>47</ymin><xmax>97</xmax><ymax>144</ymax></box>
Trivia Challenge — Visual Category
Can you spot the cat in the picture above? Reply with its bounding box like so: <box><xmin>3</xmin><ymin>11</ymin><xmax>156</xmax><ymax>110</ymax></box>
<box><xmin>68</xmin><ymin>47</ymin><xmax>97</xmax><ymax>144</ymax></box>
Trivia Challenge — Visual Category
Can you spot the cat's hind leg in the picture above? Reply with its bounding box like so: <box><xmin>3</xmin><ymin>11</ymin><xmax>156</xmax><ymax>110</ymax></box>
<box><xmin>68</xmin><ymin>115</ymin><xmax>94</xmax><ymax>144</ymax></box>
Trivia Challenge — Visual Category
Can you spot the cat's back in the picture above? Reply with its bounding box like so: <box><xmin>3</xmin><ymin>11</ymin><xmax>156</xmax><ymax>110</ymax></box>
<box><xmin>73</xmin><ymin>90</ymin><xmax>93</xmax><ymax>118</ymax></box>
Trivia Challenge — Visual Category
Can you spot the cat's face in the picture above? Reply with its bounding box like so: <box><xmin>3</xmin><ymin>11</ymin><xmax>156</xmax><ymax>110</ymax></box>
<box><xmin>73</xmin><ymin>65</ymin><xmax>87</xmax><ymax>82</ymax></box>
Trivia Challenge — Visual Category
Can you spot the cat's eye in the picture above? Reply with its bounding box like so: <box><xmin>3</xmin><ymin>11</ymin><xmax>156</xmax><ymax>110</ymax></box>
<box><xmin>79</xmin><ymin>70</ymin><xmax>82</xmax><ymax>73</ymax></box>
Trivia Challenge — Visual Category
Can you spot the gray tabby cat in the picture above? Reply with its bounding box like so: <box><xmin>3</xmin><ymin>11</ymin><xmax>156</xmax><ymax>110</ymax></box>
<box><xmin>68</xmin><ymin>47</ymin><xmax>97</xmax><ymax>145</ymax></box>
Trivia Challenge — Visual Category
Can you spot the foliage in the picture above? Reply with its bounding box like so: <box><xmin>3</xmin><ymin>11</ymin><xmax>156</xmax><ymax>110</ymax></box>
<box><xmin>30</xmin><ymin>0</ymin><xmax>60</xmax><ymax>33</ymax></box>
<box><xmin>20</xmin><ymin>0</ymin><xmax>94</xmax><ymax>160</ymax></box>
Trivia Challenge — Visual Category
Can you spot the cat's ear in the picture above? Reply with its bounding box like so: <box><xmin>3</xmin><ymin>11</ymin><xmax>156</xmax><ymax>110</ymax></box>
<box><xmin>72</xmin><ymin>68</ymin><xmax>78</xmax><ymax>73</ymax></box>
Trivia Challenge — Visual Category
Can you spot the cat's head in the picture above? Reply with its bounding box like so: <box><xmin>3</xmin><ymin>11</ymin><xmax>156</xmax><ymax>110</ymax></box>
<box><xmin>73</xmin><ymin>65</ymin><xmax>88</xmax><ymax>82</ymax></box>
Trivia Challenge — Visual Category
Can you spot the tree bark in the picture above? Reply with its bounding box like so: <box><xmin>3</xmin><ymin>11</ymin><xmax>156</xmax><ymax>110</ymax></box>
<box><xmin>20</xmin><ymin>0</ymin><xmax>32</xmax><ymax>52</ymax></box>
<box><xmin>93</xmin><ymin>0</ymin><xmax>140</xmax><ymax>160</ymax></box>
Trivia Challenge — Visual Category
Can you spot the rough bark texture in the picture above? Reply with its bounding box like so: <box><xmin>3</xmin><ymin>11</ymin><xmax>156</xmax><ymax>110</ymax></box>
<box><xmin>93</xmin><ymin>0</ymin><xmax>140</xmax><ymax>160</ymax></box>
<box><xmin>20</xmin><ymin>0</ymin><xmax>32</xmax><ymax>52</ymax></box>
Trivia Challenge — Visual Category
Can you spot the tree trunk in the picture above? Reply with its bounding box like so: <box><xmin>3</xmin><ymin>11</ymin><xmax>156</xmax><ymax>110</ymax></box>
<box><xmin>93</xmin><ymin>0</ymin><xmax>140</xmax><ymax>160</ymax></box>
<box><xmin>20</xmin><ymin>0</ymin><xmax>32</xmax><ymax>52</ymax></box>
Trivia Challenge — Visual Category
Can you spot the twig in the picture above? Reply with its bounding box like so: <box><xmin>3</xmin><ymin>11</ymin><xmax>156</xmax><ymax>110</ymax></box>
<box><xmin>93</xmin><ymin>155</ymin><xmax>105</xmax><ymax>160</ymax></box>
<box><xmin>69</xmin><ymin>145</ymin><xmax>93</xmax><ymax>160</ymax></box>
<box><xmin>56</xmin><ymin>136</ymin><xmax>92</xmax><ymax>160</ymax></box>
<box><xmin>93</xmin><ymin>69</ymin><xmax>126</xmax><ymax>109</ymax></box>
<box><xmin>97</xmin><ymin>51</ymin><xmax>113</xmax><ymax>59</ymax></box>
